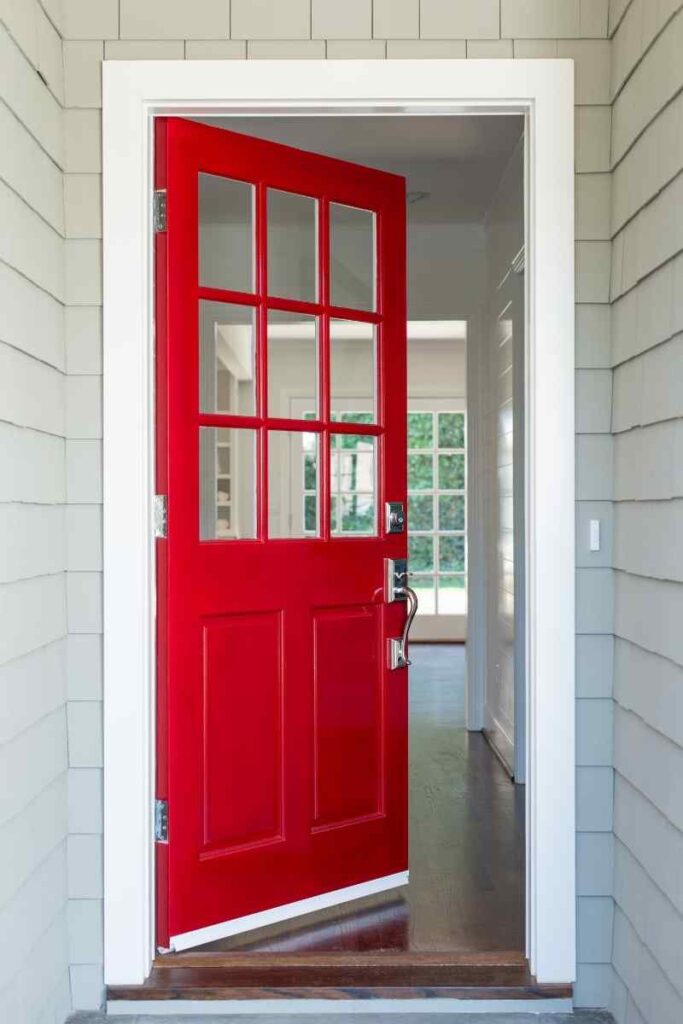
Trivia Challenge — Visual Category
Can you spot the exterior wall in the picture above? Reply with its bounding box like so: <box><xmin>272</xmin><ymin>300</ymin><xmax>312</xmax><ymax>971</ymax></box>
<box><xmin>39</xmin><ymin>0</ymin><xmax>613</xmax><ymax>1014</ymax></box>
<box><xmin>0</xmin><ymin>3</ymin><xmax>72</xmax><ymax>1023</ymax></box>
<box><xmin>608</xmin><ymin>2</ymin><xmax>683</xmax><ymax>1023</ymax></box>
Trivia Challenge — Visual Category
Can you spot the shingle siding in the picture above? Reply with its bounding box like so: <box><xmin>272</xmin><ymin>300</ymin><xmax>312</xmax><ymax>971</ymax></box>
<box><xmin>0</xmin><ymin>5</ymin><xmax>69</xmax><ymax>1023</ymax></box>
<box><xmin>609</xmin><ymin>2</ymin><xmax>683</xmax><ymax>1021</ymax></box>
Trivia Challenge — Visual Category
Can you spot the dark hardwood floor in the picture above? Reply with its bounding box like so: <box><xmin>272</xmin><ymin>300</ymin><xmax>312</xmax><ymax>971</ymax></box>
<box><xmin>109</xmin><ymin>646</ymin><xmax>537</xmax><ymax>1002</ymax></box>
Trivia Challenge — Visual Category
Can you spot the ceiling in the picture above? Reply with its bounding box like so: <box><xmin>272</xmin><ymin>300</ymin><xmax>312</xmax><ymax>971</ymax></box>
<box><xmin>196</xmin><ymin>114</ymin><xmax>524</xmax><ymax>223</ymax></box>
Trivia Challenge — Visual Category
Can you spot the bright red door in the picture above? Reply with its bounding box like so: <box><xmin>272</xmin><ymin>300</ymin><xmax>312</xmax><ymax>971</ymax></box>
<box><xmin>155</xmin><ymin>118</ymin><xmax>408</xmax><ymax>950</ymax></box>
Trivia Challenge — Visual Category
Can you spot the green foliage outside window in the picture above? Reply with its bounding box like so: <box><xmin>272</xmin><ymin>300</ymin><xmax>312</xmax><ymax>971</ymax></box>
<box><xmin>438</xmin><ymin>452</ymin><xmax>465</xmax><ymax>490</ymax></box>
<box><xmin>409</xmin><ymin>535</ymin><xmax>435</xmax><ymax>572</ymax></box>
<box><xmin>408</xmin><ymin>412</ymin><xmax>434</xmax><ymax>448</ymax></box>
<box><xmin>439</xmin><ymin>494</ymin><xmax>465</xmax><ymax>531</ymax></box>
<box><xmin>438</xmin><ymin>412</ymin><xmax>465</xmax><ymax>448</ymax></box>
<box><xmin>408</xmin><ymin>494</ymin><xmax>433</xmax><ymax>531</ymax></box>
<box><xmin>440</xmin><ymin>535</ymin><xmax>465</xmax><ymax>572</ymax></box>
<box><xmin>408</xmin><ymin>452</ymin><xmax>433</xmax><ymax>490</ymax></box>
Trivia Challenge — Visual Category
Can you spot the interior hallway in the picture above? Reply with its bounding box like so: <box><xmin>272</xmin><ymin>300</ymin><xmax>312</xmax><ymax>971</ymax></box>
<box><xmin>200</xmin><ymin>645</ymin><xmax>524</xmax><ymax>955</ymax></box>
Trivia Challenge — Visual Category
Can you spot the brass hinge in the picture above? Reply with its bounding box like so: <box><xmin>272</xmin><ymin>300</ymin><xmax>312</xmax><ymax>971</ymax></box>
<box><xmin>153</xmin><ymin>189</ymin><xmax>167</xmax><ymax>232</ymax></box>
<box><xmin>155</xmin><ymin>799</ymin><xmax>168</xmax><ymax>843</ymax></box>
<box><xmin>154</xmin><ymin>494</ymin><xmax>168</xmax><ymax>538</ymax></box>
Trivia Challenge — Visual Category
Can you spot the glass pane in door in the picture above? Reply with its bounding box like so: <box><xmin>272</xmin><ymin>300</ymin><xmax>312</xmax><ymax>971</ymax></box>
<box><xmin>198</xmin><ymin>174</ymin><xmax>254</xmax><ymax>294</ymax></box>
<box><xmin>268</xmin><ymin>430</ymin><xmax>319</xmax><ymax>538</ymax></box>
<box><xmin>199</xmin><ymin>427</ymin><xmax>256</xmax><ymax>540</ymax></box>
<box><xmin>267</xmin><ymin>311</ymin><xmax>318</xmax><ymax>419</ymax></box>
<box><xmin>267</xmin><ymin>189</ymin><xmax>317</xmax><ymax>302</ymax></box>
<box><xmin>330</xmin><ymin>319</ymin><xmax>376</xmax><ymax>422</ymax></box>
<box><xmin>331</xmin><ymin>434</ymin><xmax>376</xmax><ymax>535</ymax></box>
<box><xmin>330</xmin><ymin>203</ymin><xmax>375</xmax><ymax>311</ymax></box>
<box><xmin>199</xmin><ymin>301</ymin><xmax>256</xmax><ymax>416</ymax></box>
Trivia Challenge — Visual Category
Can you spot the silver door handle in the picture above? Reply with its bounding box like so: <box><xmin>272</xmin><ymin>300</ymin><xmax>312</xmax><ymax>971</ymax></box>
<box><xmin>388</xmin><ymin>585</ymin><xmax>418</xmax><ymax>669</ymax></box>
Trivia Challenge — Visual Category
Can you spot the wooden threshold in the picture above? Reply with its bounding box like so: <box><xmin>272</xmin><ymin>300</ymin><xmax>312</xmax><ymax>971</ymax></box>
<box><xmin>107</xmin><ymin>950</ymin><xmax>572</xmax><ymax>1001</ymax></box>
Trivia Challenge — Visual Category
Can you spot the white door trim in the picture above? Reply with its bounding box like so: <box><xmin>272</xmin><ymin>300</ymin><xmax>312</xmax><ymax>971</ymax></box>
<box><xmin>102</xmin><ymin>58</ymin><xmax>575</xmax><ymax>987</ymax></box>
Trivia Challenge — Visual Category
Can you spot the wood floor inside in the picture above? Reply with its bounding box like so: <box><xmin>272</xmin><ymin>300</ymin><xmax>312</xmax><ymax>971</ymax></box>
<box><xmin>109</xmin><ymin>646</ymin><xmax>564</xmax><ymax>1002</ymax></box>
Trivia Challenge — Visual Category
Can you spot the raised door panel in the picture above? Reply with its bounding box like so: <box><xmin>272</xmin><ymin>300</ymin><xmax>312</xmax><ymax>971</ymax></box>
<box><xmin>202</xmin><ymin>611</ymin><xmax>283</xmax><ymax>854</ymax></box>
<box><xmin>312</xmin><ymin>605</ymin><xmax>383</xmax><ymax>830</ymax></box>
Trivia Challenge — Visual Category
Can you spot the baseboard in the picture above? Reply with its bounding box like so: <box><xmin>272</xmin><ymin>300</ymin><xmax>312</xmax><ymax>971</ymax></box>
<box><xmin>483</xmin><ymin>715</ymin><xmax>515</xmax><ymax>778</ymax></box>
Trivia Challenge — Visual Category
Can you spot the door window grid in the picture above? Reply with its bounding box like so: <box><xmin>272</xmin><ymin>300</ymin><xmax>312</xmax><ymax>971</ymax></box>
<box><xmin>407</xmin><ymin>411</ymin><xmax>466</xmax><ymax>616</ymax></box>
<box><xmin>198</xmin><ymin>171</ymin><xmax>381</xmax><ymax>541</ymax></box>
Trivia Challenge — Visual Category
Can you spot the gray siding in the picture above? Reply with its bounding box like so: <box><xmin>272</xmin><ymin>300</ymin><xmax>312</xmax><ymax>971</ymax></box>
<box><xmin>609</xmin><ymin>1</ymin><xmax>683</xmax><ymax>1022</ymax></box>
<box><xmin>0</xmin><ymin>3</ymin><xmax>70</xmax><ymax>1023</ymax></box>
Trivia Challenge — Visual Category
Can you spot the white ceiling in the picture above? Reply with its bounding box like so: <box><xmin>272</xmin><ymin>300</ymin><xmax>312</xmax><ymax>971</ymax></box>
<box><xmin>196</xmin><ymin>114</ymin><xmax>524</xmax><ymax>223</ymax></box>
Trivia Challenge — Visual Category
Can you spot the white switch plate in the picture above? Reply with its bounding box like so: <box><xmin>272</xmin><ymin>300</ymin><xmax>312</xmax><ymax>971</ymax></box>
<box><xmin>589</xmin><ymin>519</ymin><xmax>601</xmax><ymax>552</ymax></box>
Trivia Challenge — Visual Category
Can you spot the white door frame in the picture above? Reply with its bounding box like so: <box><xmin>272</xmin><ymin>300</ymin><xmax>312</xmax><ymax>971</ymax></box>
<box><xmin>102</xmin><ymin>58</ymin><xmax>575</xmax><ymax>987</ymax></box>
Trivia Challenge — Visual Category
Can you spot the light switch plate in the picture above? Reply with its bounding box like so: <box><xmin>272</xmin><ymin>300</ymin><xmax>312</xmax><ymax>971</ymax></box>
<box><xmin>589</xmin><ymin>519</ymin><xmax>601</xmax><ymax>552</ymax></box>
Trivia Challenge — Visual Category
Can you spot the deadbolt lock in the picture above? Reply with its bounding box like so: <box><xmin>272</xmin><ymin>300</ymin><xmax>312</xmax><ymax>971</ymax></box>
<box><xmin>385</xmin><ymin>501</ymin><xmax>405</xmax><ymax>534</ymax></box>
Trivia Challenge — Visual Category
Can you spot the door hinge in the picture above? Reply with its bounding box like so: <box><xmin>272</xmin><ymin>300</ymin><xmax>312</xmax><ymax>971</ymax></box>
<box><xmin>153</xmin><ymin>189</ymin><xmax>167</xmax><ymax>232</ymax></box>
<box><xmin>155</xmin><ymin>798</ymin><xmax>168</xmax><ymax>842</ymax></box>
<box><xmin>154</xmin><ymin>494</ymin><xmax>168</xmax><ymax>538</ymax></box>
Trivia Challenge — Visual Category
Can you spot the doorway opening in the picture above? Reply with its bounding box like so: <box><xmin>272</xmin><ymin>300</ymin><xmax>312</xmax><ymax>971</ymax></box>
<box><xmin>102</xmin><ymin>57</ymin><xmax>576</xmax><ymax>998</ymax></box>
<box><xmin>178</xmin><ymin>112</ymin><xmax>526</xmax><ymax>958</ymax></box>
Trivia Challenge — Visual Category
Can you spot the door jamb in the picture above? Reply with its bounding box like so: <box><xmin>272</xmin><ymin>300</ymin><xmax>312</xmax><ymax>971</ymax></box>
<box><xmin>102</xmin><ymin>58</ymin><xmax>575</xmax><ymax>988</ymax></box>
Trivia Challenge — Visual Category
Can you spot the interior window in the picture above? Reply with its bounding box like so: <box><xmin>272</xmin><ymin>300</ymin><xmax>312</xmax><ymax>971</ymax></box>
<box><xmin>407</xmin><ymin>411</ymin><xmax>467</xmax><ymax>615</ymax></box>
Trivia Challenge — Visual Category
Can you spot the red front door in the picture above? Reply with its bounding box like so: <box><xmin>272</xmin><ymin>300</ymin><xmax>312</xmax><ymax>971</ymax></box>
<box><xmin>155</xmin><ymin>118</ymin><xmax>408</xmax><ymax>950</ymax></box>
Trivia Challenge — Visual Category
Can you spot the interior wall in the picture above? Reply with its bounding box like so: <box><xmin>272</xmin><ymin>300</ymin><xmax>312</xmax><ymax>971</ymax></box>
<box><xmin>0</xmin><ymin>4</ymin><xmax>72</xmax><ymax>1024</ymax></box>
<box><xmin>408</xmin><ymin>222</ymin><xmax>485</xmax><ymax>320</ymax></box>
<box><xmin>1</xmin><ymin>1</ymin><xmax>615</xmax><ymax>1017</ymax></box>
<box><xmin>608</xmin><ymin>3</ymin><xmax>683</xmax><ymax>1023</ymax></box>
<box><xmin>479</xmin><ymin>137</ymin><xmax>524</xmax><ymax>777</ymax></box>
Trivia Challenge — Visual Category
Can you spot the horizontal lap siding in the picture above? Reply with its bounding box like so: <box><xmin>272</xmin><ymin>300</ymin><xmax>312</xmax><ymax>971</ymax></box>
<box><xmin>609</xmin><ymin>2</ymin><xmax>683</xmax><ymax>1022</ymax></box>
<box><xmin>0</xmin><ymin>4</ymin><xmax>70</xmax><ymax>1023</ymax></box>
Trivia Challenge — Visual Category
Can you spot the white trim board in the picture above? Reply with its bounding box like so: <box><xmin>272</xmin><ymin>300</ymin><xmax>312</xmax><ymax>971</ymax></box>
<box><xmin>103</xmin><ymin>58</ymin><xmax>575</xmax><ymax>988</ymax></box>
<box><xmin>170</xmin><ymin>871</ymin><xmax>408</xmax><ymax>952</ymax></box>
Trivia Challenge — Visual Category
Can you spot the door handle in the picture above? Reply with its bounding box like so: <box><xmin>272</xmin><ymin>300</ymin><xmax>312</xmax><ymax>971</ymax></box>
<box><xmin>388</xmin><ymin>584</ymin><xmax>418</xmax><ymax>670</ymax></box>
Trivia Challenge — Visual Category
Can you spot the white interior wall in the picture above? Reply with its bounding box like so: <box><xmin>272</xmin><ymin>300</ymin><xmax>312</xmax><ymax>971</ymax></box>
<box><xmin>608</xmin><ymin>3</ymin><xmax>683</xmax><ymax>1023</ymax></box>
<box><xmin>0</xmin><ymin>2</ymin><xmax>624</xmax><ymax>1019</ymax></box>
<box><xmin>407</xmin><ymin>222</ymin><xmax>485</xmax><ymax>320</ymax></box>
<box><xmin>479</xmin><ymin>138</ymin><xmax>524</xmax><ymax>777</ymax></box>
